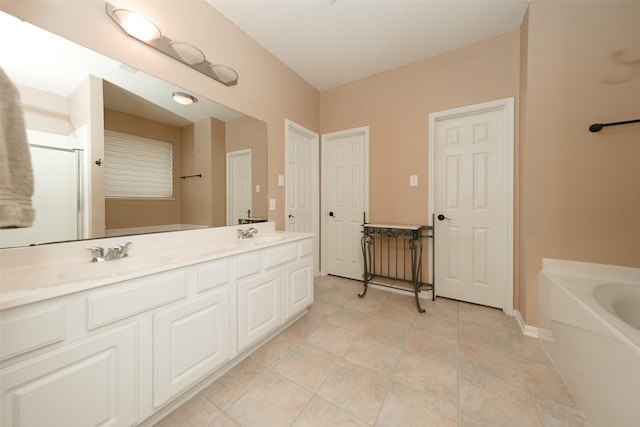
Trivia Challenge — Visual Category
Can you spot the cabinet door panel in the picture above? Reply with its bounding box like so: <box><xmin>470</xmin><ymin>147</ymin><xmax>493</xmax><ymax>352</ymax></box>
<box><xmin>1</xmin><ymin>324</ymin><xmax>137</xmax><ymax>427</ymax></box>
<box><xmin>237</xmin><ymin>270</ymin><xmax>282</xmax><ymax>351</ymax></box>
<box><xmin>154</xmin><ymin>288</ymin><xmax>230</xmax><ymax>406</ymax></box>
<box><xmin>285</xmin><ymin>258</ymin><xmax>314</xmax><ymax>319</ymax></box>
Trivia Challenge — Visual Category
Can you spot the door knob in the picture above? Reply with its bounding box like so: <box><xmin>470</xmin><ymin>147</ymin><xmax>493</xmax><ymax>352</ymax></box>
<box><xmin>437</xmin><ymin>214</ymin><xmax>451</xmax><ymax>221</ymax></box>
<box><xmin>329</xmin><ymin>211</ymin><xmax>335</xmax><ymax>217</ymax></box>
<box><xmin>288</xmin><ymin>214</ymin><xmax>295</xmax><ymax>218</ymax></box>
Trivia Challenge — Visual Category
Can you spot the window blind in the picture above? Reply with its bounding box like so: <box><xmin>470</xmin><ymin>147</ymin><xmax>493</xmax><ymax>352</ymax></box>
<box><xmin>104</xmin><ymin>130</ymin><xmax>173</xmax><ymax>198</ymax></box>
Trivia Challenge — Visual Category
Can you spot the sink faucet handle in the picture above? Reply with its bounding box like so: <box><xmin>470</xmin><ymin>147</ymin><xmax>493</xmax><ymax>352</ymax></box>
<box><xmin>87</xmin><ymin>246</ymin><xmax>104</xmax><ymax>262</ymax></box>
<box><xmin>117</xmin><ymin>242</ymin><xmax>132</xmax><ymax>257</ymax></box>
<box><xmin>238</xmin><ymin>228</ymin><xmax>259</xmax><ymax>239</ymax></box>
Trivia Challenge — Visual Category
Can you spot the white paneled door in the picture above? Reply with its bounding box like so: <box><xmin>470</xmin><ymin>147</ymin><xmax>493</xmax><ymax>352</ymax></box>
<box><xmin>285</xmin><ymin>120</ymin><xmax>319</xmax><ymax>275</ymax></box>
<box><xmin>322</xmin><ymin>127</ymin><xmax>369</xmax><ymax>281</ymax></box>
<box><xmin>430</xmin><ymin>99</ymin><xmax>513</xmax><ymax>309</ymax></box>
<box><xmin>227</xmin><ymin>149</ymin><xmax>252</xmax><ymax>225</ymax></box>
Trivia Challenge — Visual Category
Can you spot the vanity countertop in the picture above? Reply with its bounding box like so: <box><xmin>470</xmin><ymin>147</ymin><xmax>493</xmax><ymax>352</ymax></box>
<box><xmin>0</xmin><ymin>223</ymin><xmax>313</xmax><ymax>310</ymax></box>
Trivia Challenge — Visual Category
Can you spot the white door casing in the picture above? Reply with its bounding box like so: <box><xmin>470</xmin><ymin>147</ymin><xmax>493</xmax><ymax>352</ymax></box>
<box><xmin>226</xmin><ymin>149</ymin><xmax>252</xmax><ymax>225</ymax></box>
<box><xmin>322</xmin><ymin>126</ymin><xmax>369</xmax><ymax>280</ymax></box>
<box><xmin>429</xmin><ymin>98</ymin><xmax>514</xmax><ymax>313</ymax></box>
<box><xmin>285</xmin><ymin>119</ymin><xmax>320</xmax><ymax>275</ymax></box>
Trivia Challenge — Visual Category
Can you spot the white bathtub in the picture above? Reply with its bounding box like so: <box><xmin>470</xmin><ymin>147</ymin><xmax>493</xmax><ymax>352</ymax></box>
<box><xmin>539</xmin><ymin>259</ymin><xmax>640</xmax><ymax>427</ymax></box>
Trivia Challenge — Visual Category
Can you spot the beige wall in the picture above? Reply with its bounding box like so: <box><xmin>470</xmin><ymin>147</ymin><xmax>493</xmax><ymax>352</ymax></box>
<box><xmin>5</xmin><ymin>1</ymin><xmax>639</xmax><ymax>326</ymax></box>
<box><xmin>180</xmin><ymin>118</ymin><xmax>227</xmax><ymax>228</ymax></box>
<box><xmin>70</xmin><ymin>75</ymin><xmax>105</xmax><ymax>238</ymax></box>
<box><xmin>211</xmin><ymin>118</ymin><xmax>227</xmax><ymax>227</ymax></box>
<box><xmin>517</xmin><ymin>8</ymin><xmax>529</xmax><ymax>317</ymax></box>
<box><xmin>17</xmin><ymin>84</ymin><xmax>73</xmax><ymax>136</ymax></box>
<box><xmin>320</xmin><ymin>1</ymin><xmax>640</xmax><ymax>326</ymax></box>
<box><xmin>319</xmin><ymin>31</ymin><xmax>520</xmax><ymax>297</ymax></box>
<box><xmin>320</xmin><ymin>31</ymin><xmax>520</xmax><ymax>227</ymax></box>
<box><xmin>103</xmin><ymin>108</ymin><xmax>182</xmax><ymax>229</ymax></box>
<box><xmin>519</xmin><ymin>1</ymin><xmax>640</xmax><ymax>324</ymax></box>
<box><xmin>226</xmin><ymin>116</ymin><xmax>269</xmax><ymax>220</ymax></box>
<box><xmin>1</xmin><ymin>0</ymin><xmax>320</xmax><ymax>230</ymax></box>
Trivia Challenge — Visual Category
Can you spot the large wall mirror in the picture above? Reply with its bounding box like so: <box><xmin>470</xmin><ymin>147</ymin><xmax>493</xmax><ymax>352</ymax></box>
<box><xmin>0</xmin><ymin>12</ymin><xmax>268</xmax><ymax>249</ymax></box>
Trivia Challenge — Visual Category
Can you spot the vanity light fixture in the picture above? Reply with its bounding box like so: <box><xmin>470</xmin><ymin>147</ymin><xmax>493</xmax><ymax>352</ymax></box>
<box><xmin>106</xmin><ymin>2</ymin><xmax>238</xmax><ymax>86</ymax></box>
<box><xmin>172</xmin><ymin>92</ymin><xmax>197</xmax><ymax>105</ymax></box>
<box><xmin>108</xmin><ymin>7</ymin><xmax>161</xmax><ymax>42</ymax></box>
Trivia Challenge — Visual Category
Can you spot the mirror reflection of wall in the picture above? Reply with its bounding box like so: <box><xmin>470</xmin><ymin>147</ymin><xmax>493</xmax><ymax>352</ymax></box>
<box><xmin>0</xmin><ymin>11</ymin><xmax>268</xmax><ymax>249</ymax></box>
<box><xmin>226</xmin><ymin>116</ymin><xmax>268</xmax><ymax>225</ymax></box>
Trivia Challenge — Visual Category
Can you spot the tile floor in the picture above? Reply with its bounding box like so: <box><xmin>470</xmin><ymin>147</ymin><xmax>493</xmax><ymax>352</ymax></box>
<box><xmin>155</xmin><ymin>275</ymin><xmax>589</xmax><ymax>427</ymax></box>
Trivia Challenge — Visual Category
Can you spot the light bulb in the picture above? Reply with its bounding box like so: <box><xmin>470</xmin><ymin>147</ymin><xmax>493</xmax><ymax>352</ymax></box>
<box><xmin>112</xmin><ymin>8</ymin><xmax>161</xmax><ymax>42</ymax></box>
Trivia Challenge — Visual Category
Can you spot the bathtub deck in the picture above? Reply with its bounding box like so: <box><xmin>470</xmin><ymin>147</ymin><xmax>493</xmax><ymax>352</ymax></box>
<box><xmin>539</xmin><ymin>258</ymin><xmax>640</xmax><ymax>427</ymax></box>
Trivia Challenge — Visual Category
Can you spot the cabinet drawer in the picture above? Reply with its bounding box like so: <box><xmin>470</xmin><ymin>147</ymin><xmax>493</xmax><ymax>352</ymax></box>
<box><xmin>298</xmin><ymin>239</ymin><xmax>313</xmax><ymax>258</ymax></box>
<box><xmin>87</xmin><ymin>270</ymin><xmax>188</xmax><ymax>330</ymax></box>
<box><xmin>236</xmin><ymin>252</ymin><xmax>261</xmax><ymax>278</ymax></box>
<box><xmin>197</xmin><ymin>259</ymin><xmax>231</xmax><ymax>293</ymax></box>
<box><xmin>265</xmin><ymin>243</ymin><xmax>297</xmax><ymax>270</ymax></box>
<box><xmin>0</xmin><ymin>302</ymin><xmax>65</xmax><ymax>361</ymax></box>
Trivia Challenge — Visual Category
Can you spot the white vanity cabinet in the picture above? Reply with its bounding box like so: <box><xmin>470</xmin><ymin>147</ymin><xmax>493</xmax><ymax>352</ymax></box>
<box><xmin>236</xmin><ymin>240</ymin><xmax>313</xmax><ymax>352</ymax></box>
<box><xmin>285</xmin><ymin>239</ymin><xmax>314</xmax><ymax>319</ymax></box>
<box><xmin>153</xmin><ymin>259</ymin><xmax>233</xmax><ymax>407</ymax></box>
<box><xmin>237</xmin><ymin>267</ymin><xmax>283</xmax><ymax>352</ymax></box>
<box><xmin>0</xmin><ymin>233</ymin><xmax>313</xmax><ymax>427</ymax></box>
<box><xmin>1</xmin><ymin>313</ymin><xmax>137</xmax><ymax>427</ymax></box>
<box><xmin>0</xmin><ymin>269</ymin><xmax>190</xmax><ymax>427</ymax></box>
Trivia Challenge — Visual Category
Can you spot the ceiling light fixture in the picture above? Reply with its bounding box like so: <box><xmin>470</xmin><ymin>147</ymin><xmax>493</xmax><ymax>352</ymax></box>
<box><xmin>172</xmin><ymin>92</ymin><xmax>197</xmax><ymax>105</ymax></box>
<box><xmin>106</xmin><ymin>2</ymin><xmax>238</xmax><ymax>86</ymax></box>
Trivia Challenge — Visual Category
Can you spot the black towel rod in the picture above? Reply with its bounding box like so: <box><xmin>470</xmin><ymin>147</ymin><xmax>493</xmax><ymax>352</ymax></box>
<box><xmin>589</xmin><ymin>119</ymin><xmax>640</xmax><ymax>133</ymax></box>
<box><xmin>180</xmin><ymin>174</ymin><xmax>202</xmax><ymax>179</ymax></box>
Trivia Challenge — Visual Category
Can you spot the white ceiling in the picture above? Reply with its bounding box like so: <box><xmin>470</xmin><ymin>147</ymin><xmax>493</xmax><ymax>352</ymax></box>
<box><xmin>208</xmin><ymin>0</ymin><xmax>529</xmax><ymax>91</ymax></box>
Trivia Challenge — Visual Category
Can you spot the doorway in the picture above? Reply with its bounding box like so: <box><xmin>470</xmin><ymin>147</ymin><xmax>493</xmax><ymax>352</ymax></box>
<box><xmin>285</xmin><ymin>119</ymin><xmax>320</xmax><ymax>275</ymax></box>
<box><xmin>429</xmin><ymin>98</ymin><xmax>514</xmax><ymax>313</ymax></box>
<box><xmin>321</xmin><ymin>126</ymin><xmax>369</xmax><ymax>281</ymax></box>
<box><xmin>226</xmin><ymin>149</ymin><xmax>252</xmax><ymax>225</ymax></box>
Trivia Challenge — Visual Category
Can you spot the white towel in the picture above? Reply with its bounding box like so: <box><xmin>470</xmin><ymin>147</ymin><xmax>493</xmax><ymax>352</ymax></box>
<box><xmin>0</xmin><ymin>67</ymin><xmax>34</xmax><ymax>228</ymax></box>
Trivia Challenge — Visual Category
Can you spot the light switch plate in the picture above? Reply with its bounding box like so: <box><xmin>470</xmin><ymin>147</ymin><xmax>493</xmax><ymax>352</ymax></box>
<box><xmin>409</xmin><ymin>175</ymin><xmax>418</xmax><ymax>187</ymax></box>
<box><xmin>278</xmin><ymin>175</ymin><xmax>285</xmax><ymax>186</ymax></box>
<box><xmin>255</xmin><ymin>184</ymin><xmax>260</xmax><ymax>193</ymax></box>
<box><xmin>269</xmin><ymin>199</ymin><xmax>276</xmax><ymax>211</ymax></box>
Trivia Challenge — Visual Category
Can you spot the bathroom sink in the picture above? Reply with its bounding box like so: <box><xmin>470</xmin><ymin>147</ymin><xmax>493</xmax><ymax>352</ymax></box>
<box><xmin>57</xmin><ymin>254</ymin><xmax>174</xmax><ymax>282</ymax></box>
<box><xmin>239</xmin><ymin>234</ymin><xmax>286</xmax><ymax>246</ymax></box>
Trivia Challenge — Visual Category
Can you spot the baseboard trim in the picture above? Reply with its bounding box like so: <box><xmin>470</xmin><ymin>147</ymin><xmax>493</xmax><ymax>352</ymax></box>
<box><xmin>514</xmin><ymin>309</ymin><xmax>541</xmax><ymax>338</ymax></box>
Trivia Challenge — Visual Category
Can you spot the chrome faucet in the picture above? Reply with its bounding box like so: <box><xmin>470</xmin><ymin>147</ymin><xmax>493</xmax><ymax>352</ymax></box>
<box><xmin>237</xmin><ymin>227</ymin><xmax>259</xmax><ymax>239</ymax></box>
<box><xmin>87</xmin><ymin>242</ymin><xmax>132</xmax><ymax>262</ymax></box>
